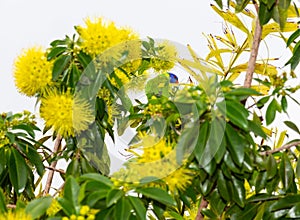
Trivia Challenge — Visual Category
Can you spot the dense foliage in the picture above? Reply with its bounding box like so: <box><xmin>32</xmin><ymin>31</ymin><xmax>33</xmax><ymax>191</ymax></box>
<box><xmin>0</xmin><ymin>1</ymin><xmax>300</xmax><ymax>219</ymax></box>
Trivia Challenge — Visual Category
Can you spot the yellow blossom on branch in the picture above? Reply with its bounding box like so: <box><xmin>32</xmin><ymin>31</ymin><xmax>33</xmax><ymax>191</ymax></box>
<box><xmin>13</xmin><ymin>47</ymin><xmax>53</xmax><ymax>97</ymax></box>
<box><xmin>40</xmin><ymin>89</ymin><xmax>94</xmax><ymax>137</ymax></box>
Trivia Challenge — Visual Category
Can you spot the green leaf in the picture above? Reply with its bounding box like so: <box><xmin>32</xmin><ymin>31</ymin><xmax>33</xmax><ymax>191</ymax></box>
<box><xmin>248</xmin><ymin>120</ymin><xmax>267</xmax><ymax>139</ymax></box>
<box><xmin>86</xmin><ymin>190</ymin><xmax>108</xmax><ymax>207</ymax></box>
<box><xmin>57</xmin><ymin>198</ymin><xmax>75</xmax><ymax>216</ymax></box>
<box><xmin>80</xmin><ymin>173</ymin><xmax>113</xmax><ymax>187</ymax></box>
<box><xmin>257</xmin><ymin>96</ymin><xmax>270</xmax><ymax>108</ymax></box>
<box><xmin>287</xmin><ymin>29</ymin><xmax>300</xmax><ymax>47</ymax></box>
<box><xmin>77</xmin><ymin>51</ymin><xmax>92</xmax><ymax>68</ymax></box>
<box><xmin>231</xmin><ymin>203</ymin><xmax>259</xmax><ymax>220</ymax></box>
<box><xmin>106</xmin><ymin>189</ymin><xmax>124</xmax><ymax>207</ymax></box>
<box><xmin>259</xmin><ymin>2</ymin><xmax>273</xmax><ymax>25</ymax></box>
<box><xmin>266</xmin><ymin>98</ymin><xmax>277</xmax><ymax>125</ymax></box>
<box><xmin>8</xmin><ymin>148</ymin><xmax>28</xmax><ymax>194</ymax></box>
<box><xmin>270</xmin><ymin>194</ymin><xmax>300</xmax><ymax>211</ymax></box>
<box><xmin>266</xmin><ymin>155</ymin><xmax>277</xmax><ymax>180</ymax></box>
<box><xmin>280</xmin><ymin>153</ymin><xmax>296</xmax><ymax>193</ymax></box>
<box><xmin>225</xmin><ymin>125</ymin><xmax>245</xmax><ymax>167</ymax></box>
<box><xmin>47</xmin><ymin>46</ymin><xmax>66</xmax><ymax>61</ymax></box>
<box><xmin>52</xmin><ymin>54</ymin><xmax>71</xmax><ymax>81</ymax></box>
<box><xmin>25</xmin><ymin>197</ymin><xmax>52</xmax><ymax>219</ymax></box>
<box><xmin>136</xmin><ymin>187</ymin><xmax>176</xmax><ymax>206</ymax></box>
<box><xmin>225</xmin><ymin>87</ymin><xmax>261</xmax><ymax>97</ymax></box>
<box><xmin>217</xmin><ymin>170</ymin><xmax>230</xmax><ymax>201</ymax></box>
<box><xmin>115</xmin><ymin>197</ymin><xmax>132</xmax><ymax>220</ymax></box>
<box><xmin>284</xmin><ymin>121</ymin><xmax>300</xmax><ymax>134</ymax></box>
<box><xmin>63</xmin><ymin>176</ymin><xmax>80</xmax><ymax>209</ymax></box>
<box><xmin>128</xmin><ymin>196</ymin><xmax>146</xmax><ymax>220</ymax></box>
<box><xmin>235</xmin><ymin>0</ymin><xmax>251</xmax><ymax>12</ymax></box>
<box><xmin>194</xmin><ymin>121</ymin><xmax>209</xmax><ymax>165</ymax></box>
<box><xmin>296</xmin><ymin>159</ymin><xmax>300</xmax><ymax>178</ymax></box>
<box><xmin>0</xmin><ymin>189</ymin><xmax>7</xmax><ymax>214</ymax></box>
<box><xmin>286</xmin><ymin>42</ymin><xmax>300</xmax><ymax>70</ymax></box>
<box><xmin>286</xmin><ymin>203</ymin><xmax>300</xmax><ymax>218</ymax></box>
<box><xmin>281</xmin><ymin>96</ymin><xmax>288</xmax><ymax>113</ymax></box>
<box><xmin>255</xmin><ymin>171</ymin><xmax>268</xmax><ymax>193</ymax></box>
<box><xmin>231</xmin><ymin>176</ymin><xmax>245</xmax><ymax>207</ymax></box>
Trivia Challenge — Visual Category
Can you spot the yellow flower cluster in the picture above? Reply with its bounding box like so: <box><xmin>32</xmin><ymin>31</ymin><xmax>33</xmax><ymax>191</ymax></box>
<box><xmin>14</xmin><ymin>47</ymin><xmax>53</xmax><ymax>97</ymax></box>
<box><xmin>46</xmin><ymin>198</ymin><xmax>61</xmax><ymax>216</ymax></box>
<box><xmin>40</xmin><ymin>89</ymin><xmax>94</xmax><ymax>137</ymax></box>
<box><xmin>76</xmin><ymin>17</ymin><xmax>138</xmax><ymax>58</ymax></box>
<box><xmin>112</xmin><ymin>133</ymin><xmax>194</xmax><ymax>192</ymax></box>
<box><xmin>151</xmin><ymin>41</ymin><xmax>177</xmax><ymax>72</ymax></box>
<box><xmin>62</xmin><ymin>206</ymin><xmax>99</xmax><ymax>220</ymax></box>
<box><xmin>0</xmin><ymin>210</ymin><xmax>32</xmax><ymax>220</ymax></box>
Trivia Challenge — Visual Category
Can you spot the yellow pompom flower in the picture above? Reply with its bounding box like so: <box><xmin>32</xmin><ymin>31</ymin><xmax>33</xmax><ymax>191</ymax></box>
<box><xmin>76</xmin><ymin>17</ymin><xmax>139</xmax><ymax>58</ymax></box>
<box><xmin>163</xmin><ymin>166</ymin><xmax>194</xmax><ymax>193</ymax></box>
<box><xmin>0</xmin><ymin>210</ymin><xmax>32</xmax><ymax>220</ymax></box>
<box><xmin>40</xmin><ymin>89</ymin><xmax>94</xmax><ymax>137</ymax></box>
<box><xmin>14</xmin><ymin>47</ymin><xmax>53</xmax><ymax>97</ymax></box>
<box><xmin>46</xmin><ymin>198</ymin><xmax>61</xmax><ymax>216</ymax></box>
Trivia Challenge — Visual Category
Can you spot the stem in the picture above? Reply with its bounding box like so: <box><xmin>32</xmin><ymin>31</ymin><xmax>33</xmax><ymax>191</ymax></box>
<box><xmin>261</xmin><ymin>141</ymin><xmax>300</xmax><ymax>155</ymax></box>
<box><xmin>43</xmin><ymin>135</ymin><xmax>62</xmax><ymax>196</ymax></box>
<box><xmin>243</xmin><ymin>1</ymin><xmax>262</xmax><ymax>88</ymax></box>
<box><xmin>195</xmin><ymin>197</ymin><xmax>208</xmax><ymax>220</ymax></box>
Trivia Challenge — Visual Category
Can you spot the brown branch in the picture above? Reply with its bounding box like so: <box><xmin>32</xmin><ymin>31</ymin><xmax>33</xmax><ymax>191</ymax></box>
<box><xmin>195</xmin><ymin>197</ymin><xmax>208</xmax><ymax>220</ymax></box>
<box><xmin>260</xmin><ymin>141</ymin><xmax>300</xmax><ymax>156</ymax></box>
<box><xmin>43</xmin><ymin>135</ymin><xmax>62</xmax><ymax>196</ymax></box>
<box><xmin>243</xmin><ymin>1</ymin><xmax>262</xmax><ymax>88</ymax></box>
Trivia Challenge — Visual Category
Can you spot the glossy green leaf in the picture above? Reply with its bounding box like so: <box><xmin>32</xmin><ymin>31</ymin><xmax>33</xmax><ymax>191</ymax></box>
<box><xmin>25</xmin><ymin>196</ymin><xmax>52</xmax><ymax>219</ymax></box>
<box><xmin>287</xmin><ymin>29</ymin><xmax>300</xmax><ymax>46</ymax></box>
<box><xmin>286</xmin><ymin>42</ymin><xmax>300</xmax><ymax>70</ymax></box>
<box><xmin>284</xmin><ymin>121</ymin><xmax>300</xmax><ymax>134</ymax></box>
<box><xmin>80</xmin><ymin>173</ymin><xmax>113</xmax><ymax>187</ymax></box>
<box><xmin>86</xmin><ymin>190</ymin><xmax>108</xmax><ymax>207</ymax></box>
<box><xmin>296</xmin><ymin>159</ymin><xmax>300</xmax><ymax>178</ymax></box>
<box><xmin>47</xmin><ymin>46</ymin><xmax>66</xmax><ymax>61</ymax></box>
<box><xmin>128</xmin><ymin>196</ymin><xmax>146</xmax><ymax>220</ymax></box>
<box><xmin>266</xmin><ymin>98</ymin><xmax>277</xmax><ymax>125</ymax></box>
<box><xmin>286</xmin><ymin>202</ymin><xmax>300</xmax><ymax>218</ymax></box>
<box><xmin>231</xmin><ymin>176</ymin><xmax>245</xmax><ymax>207</ymax></box>
<box><xmin>77</xmin><ymin>51</ymin><xmax>92</xmax><ymax>68</ymax></box>
<box><xmin>63</xmin><ymin>176</ymin><xmax>80</xmax><ymax>209</ymax></box>
<box><xmin>115</xmin><ymin>197</ymin><xmax>132</xmax><ymax>220</ymax></box>
<box><xmin>266</xmin><ymin>155</ymin><xmax>277</xmax><ymax>180</ymax></box>
<box><xmin>257</xmin><ymin>96</ymin><xmax>270</xmax><ymax>108</ymax></box>
<box><xmin>225</xmin><ymin>125</ymin><xmax>245</xmax><ymax>167</ymax></box>
<box><xmin>259</xmin><ymin>2</ymin><xmax>272</xmax><ymax>25</ymax></box>
<box><xmin>214</xmin><ymin>136</ymin><xmax>226</xmax><ymax>163</ymax></box>
<box><xmin>8</xmin><ymin>148</ymin><xmax>28</xmax><ymax>194</ymax></box>
<box><xmin>231</xmin><ymin>203</ymin><xmax>259</xmax><ymax>220</ymax></box>
<box><xmin>57</xmin><ymin>197</ymin><xmax>75</xmax><ymax>216</ymax></box>
<box><xmin>106</xmin><ymin>189</ymin><xmax>124</xmax><ymax>207</ymax></box>
<box><xmin>271</xmin><ymin>194</ymin><xmax>300</xmax><ymax>211</ymax></box>
<box><xmin>225</xmin><ymin>87</ymin><xmax>261</xmax><ymax>97</ymax></box>
<box><xmin>52</xmin><ymin>54</ymin><xmax>71</xmax><ymax>81</ymax></box>
<box><xmin>208</xmin><ymin>190</ymin><xmax>226</xmax><ymax>215</ymax></box>
<box><xmin>194</xmin><ymin>121</ymin><xmax>209</xmax><ymax>164</ymax></box>
<box><xmin>136</xmin><ymin>187</ymin><xmax>176</xmax><ymax>206</ymax></box>
<box><xmin>255</xmin><ymin>171</ymin><xmax>268</xmax><ymax>193</ymax></box>
<box><xmin>0</xmin><ymin>189</ymin><xmax>7</xmax><ymax>214</ymax></box>
<box><xmin>281</xmin><ymin>96</ymin><xmax>288</xmax><ymax>113</ymax></box>
<box><xmin>280</xmin><ymin>153</ymin><xmax>296</xmax><ymax>193</ymax></box>
<box><xmin>21</xmin><ymin>144</ymin><xmax>44</xmax><ymax>177</ymax></box>
<box><xmin>217</xmin><ymin>170</ymin><xmax>230</xmax><ymax>201</ymax></box>
<box><xmin>248</xmin><ymin>120</ymin><xmax>267</xmax><ymax>138</ymax></box>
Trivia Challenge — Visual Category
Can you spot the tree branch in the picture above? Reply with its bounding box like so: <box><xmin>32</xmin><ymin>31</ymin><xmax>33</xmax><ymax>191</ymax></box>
<box><xmin>243</xmin><ymin>1</ymin><xmax>262</xmax><ymax>88</ymax></box>
<box><xmin>261</xmin><ymin>141</ymin><xmax>300</xmax><ymax>156</ymax></box>
<box><xmin>195</xmin><ymin>197</ymin><xmax>208</xmax><ymax>220</ymax></box>
<box><xmin>43</xmin><ymin>135</ymin><xmax>62</xmax><ymax>196</ymax></box>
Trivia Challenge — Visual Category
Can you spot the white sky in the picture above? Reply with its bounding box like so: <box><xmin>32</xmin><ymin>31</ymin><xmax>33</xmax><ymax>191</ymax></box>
<box><xmin>0</xmin><ymin>0</ymin><xmax>222</xmax><ymax>113</ymax></box>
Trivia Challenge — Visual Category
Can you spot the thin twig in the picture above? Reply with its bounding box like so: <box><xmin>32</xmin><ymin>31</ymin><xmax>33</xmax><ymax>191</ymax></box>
<box><xmin>45</xmin><ymin>166</ymin><xmax>66</xmax><ymax>175</ymax></box>
<box><xmin>43</xmin><ymin>135</ymin><xmax>62</xmax><ymax>196</ymax></box>
<box><xmin>6</xmin><ymin>204</ymin><xmax>16</xmax><ymax>209</ymax></box>
<box><xmin>195</xmin><ymin>197</ymin><xmax>208</xmax><ymax>220</ymax></box>
<box><xmin>260</xmin><ymin>141</ymin><xmax>300</xmax><ymax>156</ymax></box>
<box><xmin>243</xmin><ymin>1</ymin><xmax>262</xmax><ymax>88</ymax></box>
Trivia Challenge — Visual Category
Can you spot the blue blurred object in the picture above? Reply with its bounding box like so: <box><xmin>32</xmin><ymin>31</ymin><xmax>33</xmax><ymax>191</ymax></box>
<box><xmin>168</xmin><ymin>72</ymin><xmax>179</xmax><ymax>83</ymax></box>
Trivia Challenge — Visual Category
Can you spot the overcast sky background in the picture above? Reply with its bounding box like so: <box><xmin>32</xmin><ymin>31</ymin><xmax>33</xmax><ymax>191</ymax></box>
<box><xmin>0</xmin><ymin>0</ymin><xmax>226</xmax><ymax>114</ymax></box>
